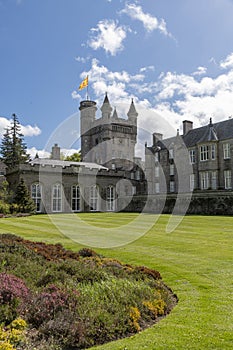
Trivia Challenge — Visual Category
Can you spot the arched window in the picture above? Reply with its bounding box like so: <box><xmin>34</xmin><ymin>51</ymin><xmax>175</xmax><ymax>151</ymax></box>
<box><xmin>89</xmin><ymin>185</ymin><xmax>99</xmax><ymax>212</ymax></box>
<box><xmin>72</xmin><ymin>185</ymin><xmax>80</xmax><ymax>212</ymax></box>
<box><xmin>31</xmin><ymin>183</ymin><xmax>42</xmax><ymax>213</ymax></box>
<box><xmin>106</xmin><ymin>185</ymin><xmax>115</xmax><ymax>211</ymax></box>
<box><xmin>52</xmin><ymin>183</ymin><xmax>62</xmax><ymax>212</ymax></box>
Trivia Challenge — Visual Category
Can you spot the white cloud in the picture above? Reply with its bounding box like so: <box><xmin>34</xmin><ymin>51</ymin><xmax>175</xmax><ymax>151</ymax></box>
<box><xmin>88</xmin><ymin>20</ymin><xmax>127</xmax><ymax>56</ymax></box>
<box><xmin>140</xmin><ymin>65</ymin><xmax>155</xmax><ymax>73</ymax></box>
<box><xmin>192</xmin><ymin>66</ymin><xmax>207</xmax><ymax>76</ymax></box>
<box><xmin>220</xmin><ymin>53</ymin><xmax>233</xmax><ymax>69</ymax></box>
<box><xmin>27</xmin><ymin>147</ymin><xmax>50</xmax><ymax>159</ymax></box>
<box><xmin>0</xmin><ymin>117</ymin><xmax>41</xmax><ymax>139</ymax></box>
<box><xmin>21</xmin><ymin>124</ymin><xmax>41</xmax><ymax>137</ymax></box>
<box><xmin>121</xmin><ymin>3</ymin><xmax>171</xmax><ymax>36</ymax></box>
<box><xmin>0</xmin><ymin>117</ymin><xmax>10</xmax><ymax>137</ymax></box>
<box><xmin>27</xmin><ymin>147</ymin><xmax>80</xmax><ymax>160</ymax></box>
<box><xmin>75</xmin><ymin>52</ymin><xmax>233</xmax><ymax>142</ymax></box>
<box><xmin>75</xmin><ymin>56</ymin><xmax>90</xmax><ymax>64</ymax></box>
<box><xmin>71</xmin><ymin>91</ymin><xmax>81</xmax><ymax>100</ymax></box>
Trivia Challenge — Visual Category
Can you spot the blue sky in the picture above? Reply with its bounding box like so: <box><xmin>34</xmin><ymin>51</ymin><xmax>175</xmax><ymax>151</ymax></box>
<box><xmin>1</xmin><ymin>0</ymin><xmax>233</xmax><ymax>157</ymax></box>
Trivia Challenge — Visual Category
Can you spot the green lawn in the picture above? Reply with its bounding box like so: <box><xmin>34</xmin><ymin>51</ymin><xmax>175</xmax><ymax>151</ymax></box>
<box><xmin>0</xmin><ymin>213</ymin><xmax>233</xmax><ymax>349</ymax></box>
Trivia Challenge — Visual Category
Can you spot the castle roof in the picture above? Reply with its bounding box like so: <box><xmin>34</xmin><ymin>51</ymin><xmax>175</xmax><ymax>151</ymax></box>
<box><xmin>183</xmin><ymin>118</ymin><xmax>233</xmax><ymax>147</ymax></box>
<box><xmin>30</xmin><ymin>158</ymin><xmax>108</xmax><ymax>170</ymax></box>
<box><xmin>149</xmin><ymin>117</ymin><xmax>233</xmax><ymax>151</ymax></box>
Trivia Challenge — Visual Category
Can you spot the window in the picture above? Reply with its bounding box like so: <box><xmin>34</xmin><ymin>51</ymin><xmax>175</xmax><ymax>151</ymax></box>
<box><xmin>90</xmin><ymin>185</ymin><xmax>99</xmax><ymax>211</ymax></box>
<box><xmin>135</xmin><ymin>170</ymin><xmax>140</xmax><ymax>180</ymax></box>
<box><xmin>223</xmin><ymin>143</ymin><xmax>230</xmax><ymax>159</ymax></box>
<box><xmin>170</xmin><ymin>164</ymin><xmax>174</xmax><ymax>176</ymax></box>
<box><xmin>155</xmin><ymin>153</ymin><xmax>159</xmax><ymax>162</ymax></box>
<box><xmin>52</xmin><ymin>184</ymin><xmax>62</xmax><ymax>212</ymax></box>
<box><xmin>169</xmin><ymin>149</ymin><xmax>174</xmax><ymax>159</ymax></box>
<box><xmin>211</xmin><ymin>171</ymin><xmax>217</xmax><ymax>190</ymax></box>
<box><xmin>190</xmin><ymin>174</ymin><xmax>195</xmax><ymax>191</ymax></box>
<box><xmin>132</xmin><ymin>186</ymin><xmax>136</xmax><ymax>195</ymax></box>
<box><xmin>200</xmin><ymin>145</ymin><xmax>209</xmax><ymax>161</ymax></box>
<box><xmin>155</xmin><ymin>166</ymin><xmax>159</xmax><ymax>178</ymax></box>
<box><xmin>106</xmin><ymin>186</ymin><xmax>115</xmax><ymax>211</ymax></box>
<box><xmin>224</xmin><ymin>170</ymin><xmax>232</xmax><ymax>189</ymax></box>
<box><xmin>200</xmin><ymin>172</ymin><xmax>209</xmax><ymax>190</ymax></box>
<box><xmin>72</xmin><ymin>185</ymin><xmax>80</xmax><ymax>212</ymax></box>
<box><xmin>211</xmin><ymin>144</ymin><xmax>216</xmax><ymax>160</ymax></box>
<box><xmin>155</xmin><ymin>182</ymin><xmax>160</xmax><ymax>193</ymax></box>
<box><xmin>189</xmin><ymin>150</ymin><xmax>195</xmax><ymax>164</ymax></box>
<box><xmin>31</xmin><ymin>183</ymin><xmax>42</xmax><ymax>213</ymax></box>
<box><xmin>170</xmin><ymin>181</ymin><xmax>175</xmax><ymax>192</ymax></box>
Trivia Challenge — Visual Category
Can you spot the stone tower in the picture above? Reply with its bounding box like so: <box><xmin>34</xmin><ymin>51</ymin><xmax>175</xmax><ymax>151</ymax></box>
<box><xmin>79</xmin><ymin>94</ymin><xmax>138</xmax><ymax>170</ymax></box>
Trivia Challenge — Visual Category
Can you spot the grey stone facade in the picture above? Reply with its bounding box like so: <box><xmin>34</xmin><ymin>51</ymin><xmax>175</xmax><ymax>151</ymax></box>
<box><xmin>4</xmin><ymin>94</ymin><xmax>233</xmax><ymax>215</ymax></box>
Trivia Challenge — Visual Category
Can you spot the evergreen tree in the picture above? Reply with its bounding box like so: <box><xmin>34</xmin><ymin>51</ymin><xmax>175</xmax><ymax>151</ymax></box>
<box><xmin>13</xmin><ymin>178</ymin><xmax>35</xmax><ymax>213</ymax></box>
<box><xmin>0</xmin><ymin>114</ymin><xmax>30</xmax><ymax>168</ymax></box>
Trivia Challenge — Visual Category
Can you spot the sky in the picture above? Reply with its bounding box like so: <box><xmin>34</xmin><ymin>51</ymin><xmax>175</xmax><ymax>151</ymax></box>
<box><xmin>1</xmin><ymin>0</ymin><xmax>233</xmax><ymax>158</ymax></box>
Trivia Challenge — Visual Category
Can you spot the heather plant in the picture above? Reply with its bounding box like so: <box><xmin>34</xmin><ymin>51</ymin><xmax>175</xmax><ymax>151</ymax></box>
<box><xmin>0</xmin><ymin>234</ymin><xmax>177</xmax><ymax>349</ymax></box>
<box><xmin>0</xmin><ymin>273</ymin><xmax>30</xmax><ymax>324</ymax></box>
<box><xmin>21</xmin><ymin>284</ymin><xmax>79</xmax><ymax>328</ymax></box>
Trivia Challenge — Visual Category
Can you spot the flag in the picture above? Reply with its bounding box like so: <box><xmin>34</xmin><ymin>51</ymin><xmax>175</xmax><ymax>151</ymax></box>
<box><xmin>78</xmin><ymin>76</ymin><xmax>88</xmax><ymax>90</ymax></box>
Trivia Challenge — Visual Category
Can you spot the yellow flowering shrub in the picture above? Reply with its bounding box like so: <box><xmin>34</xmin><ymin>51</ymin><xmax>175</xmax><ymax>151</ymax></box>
<box><xmin>143</xmin><ymin>298</ymin><xmax>166</xmax><ymax>318</ymax></box>
<box><xmin>129</xmin><ymin>306</ymin><xmax>141</xmax><ymax>332</ymax></box>
<box><xmin>0</xmin><ymin>318</ymin><xmax>27</xmax><ymax>350</ymax></box>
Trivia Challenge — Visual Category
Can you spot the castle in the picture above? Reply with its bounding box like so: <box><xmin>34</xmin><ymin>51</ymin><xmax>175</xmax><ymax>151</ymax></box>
<box><xmin>4</xmin><ymin>94</ymin><xmax>233</xmax><ymax>215</ymax></box>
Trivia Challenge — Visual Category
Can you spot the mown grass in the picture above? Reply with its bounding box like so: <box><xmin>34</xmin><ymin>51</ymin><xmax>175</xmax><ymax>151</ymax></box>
<box><xmin>0</xmin><ymin>213</ymin><xmax>233</xmax><ymax>349</ymax></box>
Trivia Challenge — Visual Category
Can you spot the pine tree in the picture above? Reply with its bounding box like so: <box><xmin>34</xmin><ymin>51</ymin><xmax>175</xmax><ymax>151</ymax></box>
<box><xmin>13</xmin><ymin>178</ymin><xmax>35</xmax><ymax>213</ymax></box>
<box><xmin>0</xmin><ymin>114</ymin><xmax>30</xmax><ymax>168</ymax></box>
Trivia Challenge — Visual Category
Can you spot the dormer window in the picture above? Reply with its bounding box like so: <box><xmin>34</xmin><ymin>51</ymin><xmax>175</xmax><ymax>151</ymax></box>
<box><xmin>169</xmin><ymin>149</ymin><xmax>174</xmax><ymax>159</ymax></box>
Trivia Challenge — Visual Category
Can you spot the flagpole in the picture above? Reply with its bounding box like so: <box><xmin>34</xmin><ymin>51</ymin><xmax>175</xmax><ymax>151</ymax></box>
<box><xmin>86</xmin><ymin>75</ymin><xmax>89</xmax><ymax>100</ymax></box>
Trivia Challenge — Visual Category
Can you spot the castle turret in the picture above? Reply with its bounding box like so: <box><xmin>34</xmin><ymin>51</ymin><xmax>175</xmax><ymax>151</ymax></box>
<box><xmin>127</xmin><ymin>98</ymin><xmax>138</xmax><ymax>125</ymax></box>
<box><xmin>79</xmin><ymin>100</ymin><xmax>97</xmax><ymax>161</ymax></box>
<box><xmin>101</xmin><ymin>93</ymin><xmax>112</xmax><ymax>119</ymax></box>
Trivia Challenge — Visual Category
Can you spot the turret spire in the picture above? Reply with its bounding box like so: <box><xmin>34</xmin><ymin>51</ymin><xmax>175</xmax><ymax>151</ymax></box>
<box><xmin>101</xmin><ymin>93</ymin><xmax>112</xmax><ymax>119</ymax></box>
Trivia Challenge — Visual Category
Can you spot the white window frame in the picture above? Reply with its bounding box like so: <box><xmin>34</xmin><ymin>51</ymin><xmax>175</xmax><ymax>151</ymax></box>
<box><xmin>190</xmin><ymin>174</ymin><xmax>195</xmax><ymax>191</ymax></box>
<box><xmin>200</xmin><ymin>145</ymin><xmax>209</xmax><ymax>161</ymax></box>
<box><xmin>224</xmin><ymin>170</ymin><xmax>232</xmax><ymax>189</ymax></box>
<box><xmin>170</xmin><ymin>164</ymin><xmax>174</xmax><ymax>176</ymax></box>
<box><xmin>170</xmin><ymin>181</ymin><xmax>175</xmax><ymax>192</ymax></box>
<box><xmin>90</xmin><ymin>185</ymin><xmax>99</xmax><ymax>211</ymax></box>
<box><xmin>169</xmin><ymin>148</ymin><xmax>174</xmax><ymax>159</ymax></box>
<box><xmin>211</xmin><ymin>144</ymin><xmax>216</xmax><ymax>160</ymax></box>
<box><xmin>189</xmin><ymin>149</ymin><xmax>195</xmax><ymax>164</ymax></box>
<box><xmin>211</xmin><ymin>171</ymin><xmax>217</xmax><ymax>190</ymax></box>
<box><xmin>223</xmin><ymin>143</ymin><xmax>230</xmax><ymax>159</ymax></box>
<box><xmin>155</xmin><ymin>182</ymin><xmax>160</xmax><ymax>193</ymax></box>
<box><xmin>155</xmin><ymin>166</ymin><xmax>159</xmax><ymax>178</ymax></box>
<box><xmin>52</xmin><ymin>183</ymin><xmax>62</xmax><ymax>212</ymax></box>
<box><xmin>71</xmin><ymin>185</ymin><xmax>81</xmax><ymax>212</ymax></box>
<box><xmin>106</xmin><ymin>185</ymin><xmax>115</xmax><ymax>211</ymax></box>
<box><xmin>31</xmin><ymin>183</ymin><xmax>42</xmax><ymax>213</ymax></box>
<box><xmin>200</xmin><ymin>172</ymin><xmax>209</xmax><ymax>190</ymax></box>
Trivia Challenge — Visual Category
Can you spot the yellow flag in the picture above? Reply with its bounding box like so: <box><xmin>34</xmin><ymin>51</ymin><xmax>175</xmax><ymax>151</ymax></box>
<box><xmin>78</xmin><ymin>76</ymin><xmax>88</xmax><ymax>90</ymax></box>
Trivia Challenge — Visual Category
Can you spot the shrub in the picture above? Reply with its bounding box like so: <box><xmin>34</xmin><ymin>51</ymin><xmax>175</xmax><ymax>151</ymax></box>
<box><xmin>22</xmin><ymin>284</ymin><xmax>79</xmax><ymax>328</ymax></box>
<box><xmin>0</xmin><ymin>273</ymin><xmax>30</xmax><ymax>324</ymax></box>
<box><xmin>0</xmin><ymin>318</ymin><xmax>27</xmax><ymax>350</ymax></box>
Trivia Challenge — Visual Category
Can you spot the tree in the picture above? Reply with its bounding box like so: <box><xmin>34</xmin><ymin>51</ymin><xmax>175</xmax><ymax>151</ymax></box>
<box><xmin>0</xmin><ymin>114</ymin><xmax>30</xmax><ymax>168</ymax></box>
<box><xmin>64</xmin><ymin>151</ymin><xmax>81</xmax><ymax>162</ymax></box>
<box><xmin>13</xmin><ymin>178</ymin><xmax>35</xmax><ymax>213</ymax></box>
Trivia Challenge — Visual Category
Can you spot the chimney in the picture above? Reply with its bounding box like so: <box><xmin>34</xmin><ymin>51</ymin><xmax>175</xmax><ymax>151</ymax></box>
<box><xmin>183</xmin><ymin>120</ymin><xmax>193</xmax><ymax>135</ymax></box>
<box><xmin>51</xmin><ymin>144</ymin><xmax>61</xmax><ymax>160</ymax></box>
<box><xmin>153</xmin><ymin>132</ymin><xmax>163</xmax><ymax>145</ymax></box>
